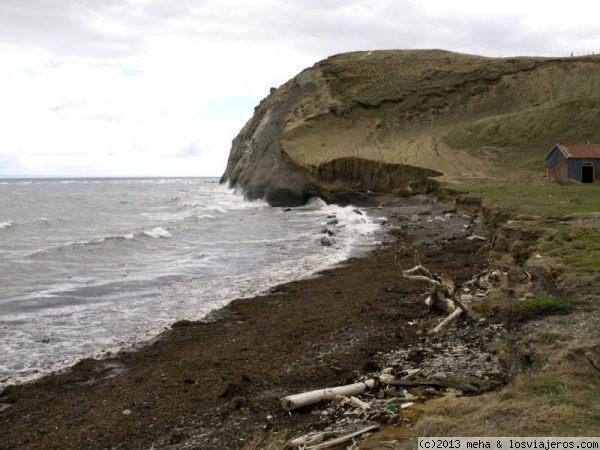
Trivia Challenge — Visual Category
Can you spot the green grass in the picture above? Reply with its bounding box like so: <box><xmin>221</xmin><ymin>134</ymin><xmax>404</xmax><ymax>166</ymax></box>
<box><xmin>446</xmin><ymin>97</ymin><xmax>600</xmax><ymax>151</ymax></box>
<box><xmin>529</xmin><ymin>371</ymin><xmax>600</xmax><ymax>425</ymax></box>
<box><xmin>515</xmin><ymin>296</ymin><xmax>587</xmax><ymax>314</ymax></box>
<box><xmin>451</xmin><ymin>181</ymin><xmax>600</xmax><ymax>272</ymax></box>
<box><xmin>453</xmin><ymin>181</ymin><xmax>600</xmax><ymax>215</ymax></box>
<box><xmin>522</xmin><ymin>374</ymin><xmax>568</xmax><ymax>401</ymax></box>
<box><xmin>319</xmin><ymin>50</ymin><xmax>547</xmax><ymax>107</ymax></box>
<box><xmin>536</xmin><ymin>228</ymin><xmax>600</xmax><ymax>272</ymax></box>
<box><xmin>535</xmin><ymin>332</ymin><xmax>565</xmax><ymax>344</ymax></box>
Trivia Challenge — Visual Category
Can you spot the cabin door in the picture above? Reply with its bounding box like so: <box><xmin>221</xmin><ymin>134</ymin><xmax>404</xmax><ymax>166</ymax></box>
<box><xmin>582</xmin><ymin>164</ymin><xmax>594</xmax><ymax>183</ymax></box>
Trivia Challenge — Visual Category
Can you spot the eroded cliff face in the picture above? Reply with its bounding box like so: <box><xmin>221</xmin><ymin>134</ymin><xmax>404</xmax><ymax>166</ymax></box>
<box><xmin>220</xmin><ymin>66</ymin><xmax>342</xmax><ymax>206</ymax></box>
<box><xmin>221</xmin><ymin>49</ymin><xmax>600</xmax><ymax>206</ymax></box>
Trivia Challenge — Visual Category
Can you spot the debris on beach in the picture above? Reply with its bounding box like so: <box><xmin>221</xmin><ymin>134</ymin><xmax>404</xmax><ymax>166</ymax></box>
<box><xmin>283</xmin><ymin>262</ymin><xmax>508</xmax><ymax>449</ymax></box>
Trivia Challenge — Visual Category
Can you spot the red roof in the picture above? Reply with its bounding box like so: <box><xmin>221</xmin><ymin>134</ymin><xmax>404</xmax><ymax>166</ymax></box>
<box><xmin>556</xmin><ymin>143</ymin><xmax>600</xmax><ymax>159</ymax></box>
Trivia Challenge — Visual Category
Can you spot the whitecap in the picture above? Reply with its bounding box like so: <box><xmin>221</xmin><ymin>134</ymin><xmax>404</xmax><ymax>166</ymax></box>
<box><xmin>0</xmin><ymin>221</ymin><xmax>14</xmax><ymax>230</ymax></box>
<box><xmin>142</xmin><ymin>227</ymin><xmax>172</xmax><ymax>239</ymax></box>
<box><xmin>298</xmin><ymin>197</ymin><xmax>328</xmax><ymax>210</ymax></box>
<box><xmin>204</xmin><ymin>206</ymin><xmax>227</xmax><ymax>214</ymax></box>
<box><xmin>93</xmin><ymin>232</ymin><xmax>136</xmax><ymax>244</ymax></box>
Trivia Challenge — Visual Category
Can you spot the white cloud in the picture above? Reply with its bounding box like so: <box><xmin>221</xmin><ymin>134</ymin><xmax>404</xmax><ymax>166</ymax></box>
<box><xmin>0</xmin><ymin>0</ymin><xmax>599</xmax><ymax>177</ymax></box>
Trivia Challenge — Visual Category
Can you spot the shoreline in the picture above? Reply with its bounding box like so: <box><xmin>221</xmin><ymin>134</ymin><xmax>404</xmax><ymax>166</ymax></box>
<box><xmin>0</xmin><ymin>191</ymin><xmax>383</xmax><ymax>392</ymax></box>
<box><xmin>0</xmin><ymin>200</ymin><xmax>492</xmax><ymax>450</ymax></box>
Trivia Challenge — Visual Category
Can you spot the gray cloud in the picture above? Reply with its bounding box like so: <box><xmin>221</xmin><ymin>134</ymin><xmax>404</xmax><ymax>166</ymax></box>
<box><xmin>0</xmin><ymin>0</ymin><xmax>149</xmax><ymax>58</ymax></box>
<box><xmin>1</xmin><ymin>0</ymin><xmax>597</xmax><ymax>63</ymax></box>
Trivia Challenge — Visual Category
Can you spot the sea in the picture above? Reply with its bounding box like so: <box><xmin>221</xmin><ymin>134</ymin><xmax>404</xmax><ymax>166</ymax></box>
<box><xmin>0</xmin><ymin>177</ymin><xmax>385</xmax><ymax>390</ymax></box>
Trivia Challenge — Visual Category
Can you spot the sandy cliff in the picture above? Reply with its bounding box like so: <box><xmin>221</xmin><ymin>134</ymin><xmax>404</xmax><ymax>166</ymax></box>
<box><xmin>221</xmin><ymin>50</ymin><xmax>600</xmax><ymax>206</ymax></box>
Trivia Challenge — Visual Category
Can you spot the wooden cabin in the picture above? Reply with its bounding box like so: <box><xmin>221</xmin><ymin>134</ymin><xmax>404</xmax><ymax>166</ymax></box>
<box><xmin>546</xmin><ymin>143</ymin><xmax>600</xmax><ymax>183</ymax></box>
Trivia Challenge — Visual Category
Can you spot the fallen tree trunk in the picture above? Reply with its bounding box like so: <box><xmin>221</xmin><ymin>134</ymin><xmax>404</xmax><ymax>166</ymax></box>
<box><xmin>281</xmin><ymin>374</ymin><xmax>396</xmax><ymax>411</ymax></box>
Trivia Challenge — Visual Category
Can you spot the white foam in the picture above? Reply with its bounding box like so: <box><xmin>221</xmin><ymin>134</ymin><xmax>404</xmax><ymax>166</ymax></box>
<box><xmin>93</xmin><ymin>232</ymin><xmax>136</xmax><ymax>243</ymax></box>
<box><xmin>0</xmin><ymin>182</ymin><xmax>387</xmax><ymax>390</ymax></box>
<box><xmin>0</xmin><ymin>221</ymin><xmax>13</xmax><ymax>230</ymax></box>
<box><xmin>204</xmin><ymin>206</ymin><xmax>228</xmax><ymax>214</ymax></box>
<box><xmin>142</xmin><ymin>227</ymin><xmax>172</xmax><ymax>239</ymax></box>
<box><xmin>298</xmin><ymin>197</ymin><xmax>328</xmax><ymax>210</ymax></box>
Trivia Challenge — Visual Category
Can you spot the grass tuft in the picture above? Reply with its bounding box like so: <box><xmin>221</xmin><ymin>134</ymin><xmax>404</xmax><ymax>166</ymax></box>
<box><xmin>535</xmin><ymin>332</ymin><xmax>565</xmax><ymax>344</ymax></box>
<box><xmin>514</xmin><ymin>296</ymin><xmax>586</xmax><ymax>315</ymax></box>
<box><xmin>239</xmin><ymin>431</ymin><xmax>290</xmax><ymax>450</ymax></box>
<box><xmin>522</xmin><ymin>375</ymin><xmax>568</xmax><ymax>401</ymax></box>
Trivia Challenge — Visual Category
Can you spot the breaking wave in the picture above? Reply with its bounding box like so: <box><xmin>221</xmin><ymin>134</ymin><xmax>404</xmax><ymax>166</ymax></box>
<box><xmin>142</xmin><ymin>227</ymin><xmax>172</xmax><ymax>239</ymax></box>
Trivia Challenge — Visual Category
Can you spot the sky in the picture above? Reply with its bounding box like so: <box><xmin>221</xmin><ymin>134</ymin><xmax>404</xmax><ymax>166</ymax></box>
<box><xmin>1</xmin><ymin>0</ymin><xmax>599</xmax><ymax>178</ymax></box>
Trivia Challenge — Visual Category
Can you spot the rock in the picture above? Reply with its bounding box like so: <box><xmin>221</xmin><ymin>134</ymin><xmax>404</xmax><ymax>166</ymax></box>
<box><xmin>327</xmin><ymin>219</ymin><xmax>339</xmax><ymax>226</ymax></box>
<box><xmin>321</xmin><ymin>228</ymin><xmax>335</xmax><ymax>236</ymax></box>
<box><xmin>320</xmin><ymin>237</ymin><xmax>332</xmax><ymax>246</ymax></box>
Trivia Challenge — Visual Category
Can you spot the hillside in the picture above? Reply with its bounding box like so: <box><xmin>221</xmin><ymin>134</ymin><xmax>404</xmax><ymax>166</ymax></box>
<box><xmin>221</xmin><ymin>50</ymin><xmax>600</xmax><ymax>205</ymax></box>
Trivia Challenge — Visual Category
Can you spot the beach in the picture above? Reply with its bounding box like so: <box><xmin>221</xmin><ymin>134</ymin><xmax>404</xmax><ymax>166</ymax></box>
<box><xmin>0</xmin><ymin>201</ymin><xmax>492</xmax><ymax>449</ymax></box>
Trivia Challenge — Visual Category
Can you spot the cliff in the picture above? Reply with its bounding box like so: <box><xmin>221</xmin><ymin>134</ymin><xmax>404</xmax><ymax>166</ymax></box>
<box><xmin>221</xmin><ymin>49</ymin><xmax>600</xmax><ymax>206</ymax></box>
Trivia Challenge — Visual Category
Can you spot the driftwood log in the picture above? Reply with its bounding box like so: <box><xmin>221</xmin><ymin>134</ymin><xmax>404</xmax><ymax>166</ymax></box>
<box><xmin>395</xmin><ymin>246</ymin><xmax>469</xmax><ymax>334</ymax></box>
<box><xmin>387</xmin><ymin>376</ymin><xmax>478</xmax><ymax>392</ymax></box>
<box><xmin>281</xmin><ymin>374</ymin><xmax>396</xmax><ymax>411</ymax></box>
<box><xmin>287</xmin><ymin>431</ymin><xmax>337</xmax><ymax>448</ymax></box>
<box><xmin>289</xmin><ymin>425</ymin><xmax>380</xmax><ymax>449</ymax></box>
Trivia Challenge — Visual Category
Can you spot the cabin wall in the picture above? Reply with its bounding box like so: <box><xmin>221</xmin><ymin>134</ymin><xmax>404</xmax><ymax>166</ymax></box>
<box><xmin>568</xmin><ymin>159</ymin><xmax>600</xmax><ymax>182</ymax></box>
<box><xmin>546</xmin><ymin>146</ymin><xmax>568</xmax><ymax>180</ymax></box>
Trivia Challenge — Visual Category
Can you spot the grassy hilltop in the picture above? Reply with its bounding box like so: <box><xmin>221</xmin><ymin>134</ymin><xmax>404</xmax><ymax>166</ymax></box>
<box><xmin>223</xmin><ymin>49</ymin><xmax>600</xmax><ymax>204</ymax></box>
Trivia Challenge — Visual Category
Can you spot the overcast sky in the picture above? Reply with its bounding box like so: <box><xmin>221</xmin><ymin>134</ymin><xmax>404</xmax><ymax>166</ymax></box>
<box><xmin>1</xmin><ymin>0</ymin><xmax>599</xmax><ymax>177</ymax></box>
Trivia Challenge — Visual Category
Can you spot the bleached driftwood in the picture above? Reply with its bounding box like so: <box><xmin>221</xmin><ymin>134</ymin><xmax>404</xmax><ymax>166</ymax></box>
<box><xmin>281</xmin><ymin>374</ymin><xmax>396</xmax><ymax>411</ymax></box>
<box><xmin>395</xmin><ymin>246</ymin><xmax>469</xmax><ymax>334</ymax></box>
<box><xmin>288</xmin><ymin>431</ymin><xmax>336</xmax><ymax>448</ymax></box>
<box><xmin>304</xmin><ymin>424</ymin><xmax>380</xmax><ymax>450</ymax></box>
<box><xmin>382</xmin><ymin>396</ymin><xmax>423</xmax><ymax>405</ymax></box>
<box><xmin>349</xmin><ymin>396</ymin><xmax>371</xmax><ymax>410</ymax></box>
<box><xmin>387</xmin><ymin>376</ymin><xmax>478</xmax><ymax>392</ymax></box>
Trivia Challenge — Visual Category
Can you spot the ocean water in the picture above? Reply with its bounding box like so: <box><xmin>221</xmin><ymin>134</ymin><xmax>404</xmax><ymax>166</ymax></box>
<box><xmin>0</xmin><ymin>178</ymin><xmax>384</xmax><ymax>389</ymax></box>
